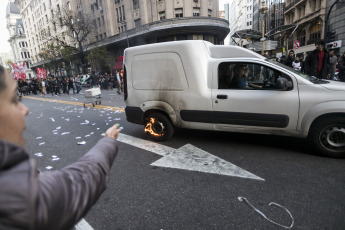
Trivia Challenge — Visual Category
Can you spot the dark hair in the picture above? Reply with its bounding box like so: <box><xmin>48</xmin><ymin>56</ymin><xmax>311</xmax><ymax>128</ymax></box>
<box><xmin>289</xmin><ymin>50</ymin><xmax>294</xmax><ymax>54</ymax></box>
<box><xmin>0</xmin><ymin>65</ymin><xmax>7</xmax><ymax>94</ymax></box>
<box><xmin>233</xmin><ymin>63</ymin><xmax>247</xmax><ymax>73</ymax></box>
<box><xmin>315</xmin><ymin>39</ymin><xmax>325</xmax><ymax>46</ymax></box>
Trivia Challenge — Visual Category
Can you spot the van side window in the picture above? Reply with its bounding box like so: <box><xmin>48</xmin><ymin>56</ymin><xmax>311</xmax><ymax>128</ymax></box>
<box><xmin>218</xmin><ymin>62</ymin><xmax>292</xmax><ymax>90</ymax></box>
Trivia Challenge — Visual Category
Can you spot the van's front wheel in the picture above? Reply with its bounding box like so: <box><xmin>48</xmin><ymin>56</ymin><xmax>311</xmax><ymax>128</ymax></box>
<box><xmin>145</xmin><ymin>113</ymin><xmax>174</xmax><ymax>141</ymax></box>
<box><xmin>309</xmin><ymin>117</ymin><xmax>345</xmax><ymax>158</ymax></box>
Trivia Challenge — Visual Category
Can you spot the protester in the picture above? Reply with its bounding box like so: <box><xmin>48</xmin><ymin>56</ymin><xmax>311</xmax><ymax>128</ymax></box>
<box><xmin>337</xmin><ymin>51</ymin><xmax>345</xmax><ymax>82</ymax></box>
<box><xmin>292</xmin><ymin>57</ymin><xmax>301</xmax><ymax>71</ymax></box>
<box><xmin>284</xmin><ymin>50</ymin><xmax>295</xmax><ymax>67</ymax></box>
<box><xmin>279</xmin><ymin>55</ymin><xmax>286</xmax><ymax>64</ymax></box>
<box><xmin>0</xmin><ymin>64</ymin><xmax>121</xmax><ymax>229</ymax></box>
<box><xmin>116</xmin><ymin>70</ymin><xmax>122</xmax><ymax>94</ymax></box>
<box><xmin>40</xmin><ymin>79</ymin><xmax>46</xmax><ymax>97</ymax></box>
<box><xmin>329</xmin><ymin>50</ymin><xmax>338</xmax><ymax>80</ymax></box>
<box><xmin>304</xmin><ymin>39</ymin><xmax>330</xmax><ymax>79</ymax></box>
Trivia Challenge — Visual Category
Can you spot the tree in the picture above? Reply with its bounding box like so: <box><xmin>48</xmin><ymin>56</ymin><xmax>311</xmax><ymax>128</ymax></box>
<box><xmin>86</xmin><ymin>46</ymin><xmax>113</xmax><ymax>73</ymax></box>
<box><xmin>38</xmin><ymin>43</ymin><xmax>64</xmax><ymax>76</ymax></box>
<box><xmin>41</xmin><ymin>6</ymin><xmax>95</xmax><ymax>74</ymax></box>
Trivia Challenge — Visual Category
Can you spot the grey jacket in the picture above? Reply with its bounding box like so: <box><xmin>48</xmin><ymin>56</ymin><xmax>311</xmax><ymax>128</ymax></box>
<box><xmin>0</xmin><ymin>137</ymin><xmax>118</xmax><ymax>230</ymax></box>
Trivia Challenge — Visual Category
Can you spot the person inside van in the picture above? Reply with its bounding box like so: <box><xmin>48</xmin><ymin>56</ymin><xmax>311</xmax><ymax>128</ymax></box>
<box><xmin>230</xmin><ymin>64</ymin><xmax>261</xmax><ymax>89</ymax></box>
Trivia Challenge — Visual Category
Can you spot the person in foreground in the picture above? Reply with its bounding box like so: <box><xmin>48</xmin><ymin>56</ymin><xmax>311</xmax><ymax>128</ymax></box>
<box><xmin>0</xmin><ymin>64</ymin><xmax>121</xmax><ymax>230</ymax></box>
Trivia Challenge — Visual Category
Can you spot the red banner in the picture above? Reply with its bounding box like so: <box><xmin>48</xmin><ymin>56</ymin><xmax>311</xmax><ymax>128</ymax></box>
<box><xmin>36</xmin><ymin>67</ymin><xmax>47</xmax><ymax>79</ymax></box>
<box><xmin>12</xmin><ymin>62</ymin><xmax>27</xmax><ymax>79</ymax></box>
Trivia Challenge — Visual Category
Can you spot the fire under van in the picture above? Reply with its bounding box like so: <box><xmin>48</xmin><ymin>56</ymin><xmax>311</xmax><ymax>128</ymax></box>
<box><xmin>123</xmin><ymin>40</ymin><xmax>345</xmax><ymax>158</ymax></box>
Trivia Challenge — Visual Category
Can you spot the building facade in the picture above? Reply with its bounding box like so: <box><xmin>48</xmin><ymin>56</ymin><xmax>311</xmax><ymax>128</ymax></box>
<box><xmin>7</xmin><ymin>0</ymin><xmax>34</xmax><ymax>78</ymax></box>
<box><xmin>226</xmin><ymin>0</ymin><xmax>254</xmax><ymax>46</ymax></box>
<box><xmin>325</xmin><ymin>0</ymin><xmax>345</xmax><ymax>55</ymax></box>
<box><xmin>15</xmin><ymin>0</ymin><xmax>229</xmax><ymax>74</ymax></box>
<box><xmin>283</xmin><ymin>0</ymin><xmax>326</xmax><ymax>57</ymax></box>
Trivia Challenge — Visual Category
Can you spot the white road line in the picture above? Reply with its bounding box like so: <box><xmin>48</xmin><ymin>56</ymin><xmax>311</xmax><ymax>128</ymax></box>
<box><xmin>74</xmin><ymin>219</ymin><xmax>94</xmax><ymax>230</ymax></box>
<box><xmin>117</xmin><ymin>133</ymin><xmax>176</xmax><ymax>156</ymax></box>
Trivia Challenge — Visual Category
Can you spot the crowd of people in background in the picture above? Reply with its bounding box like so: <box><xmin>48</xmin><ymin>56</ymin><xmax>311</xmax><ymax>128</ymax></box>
<box><xmin>16</xmin><ymin>70</ymin><xmax>124</xmax><ymax>97</ymax></box>
<box><xmin>276</xmin><ymin>39</ymin><xmax>345</xmax><ymax>82</ymax></box>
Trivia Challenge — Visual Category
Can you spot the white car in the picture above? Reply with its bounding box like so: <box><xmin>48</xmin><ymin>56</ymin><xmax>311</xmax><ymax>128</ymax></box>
<box><xmin>124</xmin><ymin>40</ymin><xmax>345</xmax><ymax>158</ymax></box>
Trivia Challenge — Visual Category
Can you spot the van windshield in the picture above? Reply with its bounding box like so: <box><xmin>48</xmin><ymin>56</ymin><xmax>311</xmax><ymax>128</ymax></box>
<box><xmin>267</xmin><ymin>59</ymin><xmax>329</xmax><ymax>84</ymax></box>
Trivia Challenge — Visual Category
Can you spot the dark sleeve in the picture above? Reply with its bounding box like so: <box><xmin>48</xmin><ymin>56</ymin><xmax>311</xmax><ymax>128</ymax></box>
<box><xmin>34</xmin><ymin>137</ymin><xmax>118</xmax><ymax>230</ymax></box>
<box><xmin>337</xmin><ymin>59</ymin><xmax>345</xmax><ymax>70</ymax></box>
<box><xmin>304</xmin><ymin>54</ymin><xmax>311</xmax><ymax>75</ymax></box>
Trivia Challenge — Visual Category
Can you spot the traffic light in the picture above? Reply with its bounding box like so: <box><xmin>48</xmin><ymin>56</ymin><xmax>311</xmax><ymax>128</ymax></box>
<box><xmin>327</xmin><ymin>31</ymin><xmax>336</xmax><ymax>41</ymax></box>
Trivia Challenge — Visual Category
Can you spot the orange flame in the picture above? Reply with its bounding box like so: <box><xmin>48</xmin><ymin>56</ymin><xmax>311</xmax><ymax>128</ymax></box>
<box><xmin>145</xmin><ymin>118</ymin><xmax>164</xmax><ymax>136</ymax></box>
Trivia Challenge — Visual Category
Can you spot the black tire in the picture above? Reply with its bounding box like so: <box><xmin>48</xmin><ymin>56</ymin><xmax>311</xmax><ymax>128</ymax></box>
<box><xmin>99</xmin><ymin>101</ymin><xmax>101</xmax><ymax>105</ymax></box>
<box><xmin>83</xmin><ymin>103</ymin><xmax>86</xmax><ymax>108</ymax></box>
<box><xmin>145</xmin><ymin>112</ymin><xmax>174</xmax><ymax>141</ymax></box>
<box><xmin>309</xmin><ymin>116</ymin><xmax>345</xmax><ymax>158</ymax></box>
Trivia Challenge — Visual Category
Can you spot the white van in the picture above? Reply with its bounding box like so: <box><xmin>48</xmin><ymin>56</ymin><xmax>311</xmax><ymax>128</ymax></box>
<box><xmin>123</xmin><ymin>40</ymin><xmax>345</xmax><ymax>158</ymax></box>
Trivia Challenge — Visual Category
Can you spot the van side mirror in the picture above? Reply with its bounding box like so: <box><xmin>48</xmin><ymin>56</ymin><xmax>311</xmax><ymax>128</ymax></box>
<box><xmin>276</xmin><ymin>77</ymin><xmax>292</xmax><ymax>90</ymax></box>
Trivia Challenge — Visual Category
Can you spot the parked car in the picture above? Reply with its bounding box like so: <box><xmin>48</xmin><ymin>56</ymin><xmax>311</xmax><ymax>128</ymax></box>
<box><xmin>124</xmin><ymin>40</ymin><xmax>345</xmax><ymax>158</ymax></box>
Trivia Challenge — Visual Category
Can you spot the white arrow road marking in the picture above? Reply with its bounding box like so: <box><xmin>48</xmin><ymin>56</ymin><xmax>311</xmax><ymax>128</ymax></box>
<box><xmin>74</xmin><ymin>219</ymin><xmax>94</xmax><ymax>230</ymax></box>
<box><xmin>117</xmin><ymin>134</ymin><xmax>264</xmax><ymax>181</ymax></box>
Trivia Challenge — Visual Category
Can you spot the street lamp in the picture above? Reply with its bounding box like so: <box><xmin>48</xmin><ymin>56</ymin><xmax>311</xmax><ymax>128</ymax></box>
<box><xmin>122</xmin><ymin>20</ymin><xmax>130</xmax><ymax>48</ymax></box>
<box><xmin>259</xmin><ymin>1</ymin><xmax>268</xmax><ymax>56</ymax></box>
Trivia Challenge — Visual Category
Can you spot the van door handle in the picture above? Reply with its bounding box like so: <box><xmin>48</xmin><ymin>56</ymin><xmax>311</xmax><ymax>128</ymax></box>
<box><xmin>217</xmin><ymin>95</ymin><xmax>228</xmax><ymax>99</ymax></box>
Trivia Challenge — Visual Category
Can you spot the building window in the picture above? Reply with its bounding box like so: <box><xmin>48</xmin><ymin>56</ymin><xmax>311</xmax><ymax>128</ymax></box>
<box><xmin>175</xmin><ymin>8</ymin><xmax>183</xmax><ymax>18</ymax></box>
<box><xmin>159</xmin><ymin>11</ymin><xmax>166</xmax><ymax>20</ymax></box>
<box><xmin>122</xmin><ymin>5</ymin><xmax>125</xmax><ymax>20</ymax></box>
<box><xmin>98</xmin><ymin>18</ymin><xmax>101</xmax><ymax>27</ymax></box>
<box><xmin>67</xmin><ymin>2</ymin><xmax>71</xmax><ymax>10</ymax></box>
<box><xmin>134</xmin><ymin>19</ymin><xmax>141</xmax><ymax>28</ymax></box>
<box><xmin>208</xmin><ymin>9</ymin><xmax>212</xmax><ymax>17</ymax></box>
<box><xmin>193</xmin><ymin>8</ymin><xmax>200</xmax><ymax>17</ymax></box>
<box><xmin>116</xmin><ymin>8</ymin><xmax>119</xmax><ymax>23</ymax></box>
<box><xmin>19</xmin><ymin>42</ymin><xmax>21</xmax><ymax>48</ymax></box>
<box><xmin>96</xmin><ymin>35</ymin><xmax>98</xmax><ymax>41</ymax></box>
<box><xmin>133</xmin><ymin>0</ymin><xmax>139</xmax><ymax>10</ymax></box>
<box><xmin>114</xmin><ymin>0</ymin><xmax>120</xmax><ymax>4</ymax></box>
<box><xmin>102</xmin><ymin>16</ymin><xmax>105</xmax><ymax>26</ymax></box>
<box><xmin>104</xmin><ymin>32</ymin><xmax>106</xmax><ymax>38</ymax></box>
<box><xmin>57</xmin><ymin>4</ymin><xmax>60</xmax><ymax>12</ymax></box>
<box><xmin>309</xmin><ymin>22</ymin><xmax>321</xmax><ymax>43</ymax></box>
<box><xmin>45</xmin><ymin>15</ymin><xmax>48</xmax><ymax>22</ymax></box>
<box><xmin>93</xmin><ymin>19</ymin><xmax>97</xmax><ymax>29</ymax></box>
<box><xmin>100</xmin><ymin>34</ymin><xmax>103</xmax><ymax>40</ymax></box>
<box><xmin>297</xmin><ymin>29</ymin><xmax>306</xmax><ymax>46</ymax></box>
<box><xmin>43</xmin><ymin>3</ymin><xmax>46</xmax><ymax>11</ymax></box>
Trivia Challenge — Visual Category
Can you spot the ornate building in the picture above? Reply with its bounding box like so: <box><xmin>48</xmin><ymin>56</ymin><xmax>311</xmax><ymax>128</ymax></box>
<box><xmin>14</xmin><ymin>0</ymin><xmax>229</xmax><ymax>74</ymax></box>
<box><xmin>7</xmin><ymin>0</ymin><xmax>33</xmax><ymax>78</ymax></box>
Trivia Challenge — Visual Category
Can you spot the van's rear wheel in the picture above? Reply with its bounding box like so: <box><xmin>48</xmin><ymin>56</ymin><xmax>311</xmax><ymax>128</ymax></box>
<box><xmin>145</xmin><ymin>112</ymin><xmax>174</xmax><ymax>141</ymax></box>
<box><xmin>309</xmin><ymin>117</ymin><xmax>345</xmax><ymax>158</ymax></box>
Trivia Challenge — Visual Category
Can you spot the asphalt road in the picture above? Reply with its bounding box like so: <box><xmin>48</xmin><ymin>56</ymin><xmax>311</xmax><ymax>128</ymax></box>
<box><xmin>22</xmin><ymin>88</ymin><xmax>345</xmax><ymax>230</ymax></box>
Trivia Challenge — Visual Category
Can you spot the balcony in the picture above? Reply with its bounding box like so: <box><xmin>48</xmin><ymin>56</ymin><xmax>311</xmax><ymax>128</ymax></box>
<box><xmin>284</xmin><ymin>2</ymin><xmax>294</xmax><ymax>13</ymax></box>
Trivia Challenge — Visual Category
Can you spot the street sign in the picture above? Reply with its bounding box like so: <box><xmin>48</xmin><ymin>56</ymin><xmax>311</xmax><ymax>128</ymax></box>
<box><xmin>293</xmin><ymin>41</ymin><xmax>300</xmax><ymax>49</ymax></box>
<box><xmin>326</xmin><ymin>40</ymin><xmax>342</xmax><ymax>49</ymax></box>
